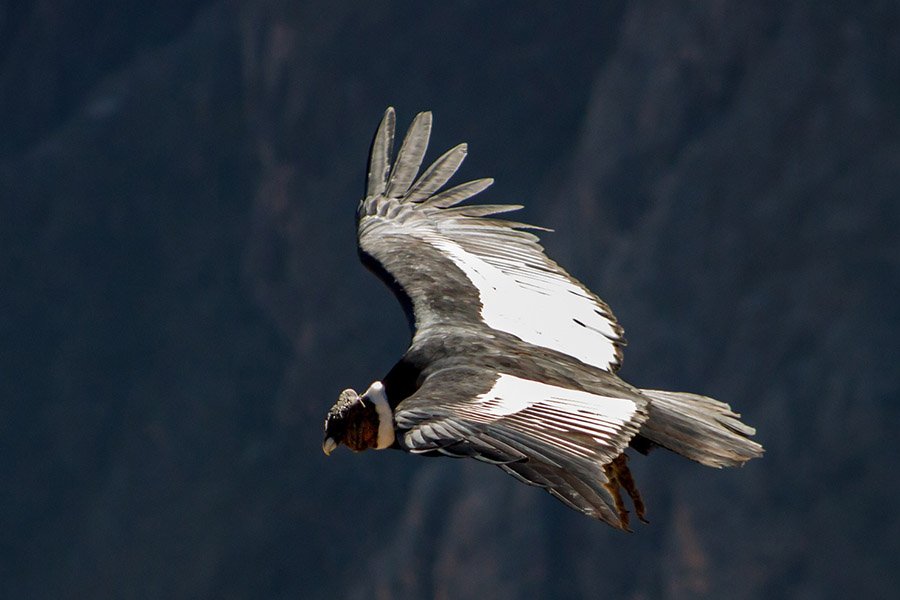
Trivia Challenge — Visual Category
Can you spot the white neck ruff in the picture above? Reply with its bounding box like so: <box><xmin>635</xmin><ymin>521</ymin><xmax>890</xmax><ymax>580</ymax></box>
<box><xmin>363</xmin><ymin>381</ymin><xmax>395</xmax><ymax>449</ymax></box>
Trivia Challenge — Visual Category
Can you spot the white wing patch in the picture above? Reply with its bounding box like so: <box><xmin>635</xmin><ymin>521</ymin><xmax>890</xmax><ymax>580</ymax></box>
<box><xmin>460</xmin><ymin>374</ymin><xmax>638</xmax><ymax>450</ymax></box>
<box><xmin>428</xmin><ymin>236</ymin><xmax>620</xmax><ymax>370</ymax></box>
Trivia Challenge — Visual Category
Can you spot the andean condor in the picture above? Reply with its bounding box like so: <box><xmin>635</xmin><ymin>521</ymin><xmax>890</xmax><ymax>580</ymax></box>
<box><xmin>323</xmin><ymin>108</ymin><xmax>763</xmax><ymax>530</ymax></box>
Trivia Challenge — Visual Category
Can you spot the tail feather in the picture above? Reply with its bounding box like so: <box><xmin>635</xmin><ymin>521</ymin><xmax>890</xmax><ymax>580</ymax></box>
<box><xmin>638</xmin><ymin>389</ymin><xmax>764</xmax><ymax>468</ymax></box>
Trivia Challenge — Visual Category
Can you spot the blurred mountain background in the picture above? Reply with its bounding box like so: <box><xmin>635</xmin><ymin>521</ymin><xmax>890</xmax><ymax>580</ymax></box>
<box><xmin>2</xmin><ymin>1</ymin><xmax>899</xmax><ymax>598</ymax></box>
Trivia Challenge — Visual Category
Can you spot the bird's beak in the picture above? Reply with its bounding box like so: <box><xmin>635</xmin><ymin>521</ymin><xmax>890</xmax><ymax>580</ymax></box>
<box><xmin>322</xmin><ymin>437</ymin><xmax>338</xmax><ymax>456</ymax></box>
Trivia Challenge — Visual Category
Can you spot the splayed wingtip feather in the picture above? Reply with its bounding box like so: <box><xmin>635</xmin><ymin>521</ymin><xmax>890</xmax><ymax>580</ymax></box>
<box><xmin>366</xmin><ymin>107</ymin><xmax>396</xmax><ymax>198</ymax></box>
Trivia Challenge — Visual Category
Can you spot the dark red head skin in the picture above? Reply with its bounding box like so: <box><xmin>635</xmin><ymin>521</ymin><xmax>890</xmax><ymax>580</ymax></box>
<box><xmin>323</xmin><ymin>389</ymin><xmax>381</xmax><ymax>453</ymax></box>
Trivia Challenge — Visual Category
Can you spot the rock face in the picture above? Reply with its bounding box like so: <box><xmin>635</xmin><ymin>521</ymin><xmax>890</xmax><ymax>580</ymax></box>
<box><xmin>2</xmin><ymin>1</ymin><xmax>898</xmax><ymax>598</ymax></box>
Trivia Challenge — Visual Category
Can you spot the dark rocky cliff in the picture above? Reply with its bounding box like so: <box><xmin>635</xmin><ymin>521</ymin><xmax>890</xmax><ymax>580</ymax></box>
<box><xmin>2</xmin><ymin>1</ymin><xmax>898</xmax><ymax>598</ymax></box>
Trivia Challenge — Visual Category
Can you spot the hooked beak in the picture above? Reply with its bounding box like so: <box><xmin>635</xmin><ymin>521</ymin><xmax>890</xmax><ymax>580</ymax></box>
<box><xmin>322</xmin><ymin>437</ymin><xmax>338</xmax><ymax>456</ymax></box>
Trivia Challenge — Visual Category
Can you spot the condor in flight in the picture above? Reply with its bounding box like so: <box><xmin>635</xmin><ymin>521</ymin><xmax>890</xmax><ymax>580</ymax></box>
<box><xmin>323</xmin><ymin>108</ymin><xmax>762</xmax><ymax>530</ymax></box>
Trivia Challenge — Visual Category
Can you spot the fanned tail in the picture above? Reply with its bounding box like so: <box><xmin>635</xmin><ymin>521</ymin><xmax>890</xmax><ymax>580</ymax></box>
<box><xmin>638</xmin><ymin>389</ymin><xmax>764</xmax><ymax>467</ymax></box>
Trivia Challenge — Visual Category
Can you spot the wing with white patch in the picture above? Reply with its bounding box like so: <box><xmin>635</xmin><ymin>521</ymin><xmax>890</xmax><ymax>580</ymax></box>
<box><xmin>357</xmin><ymin>108</ymin><xmax>625</xmax><ymax>372</ymax></box>
<box><xmin>393</xmin><ymin>368</ymin><xmax>648</xmax><ymax>528</ymax></box>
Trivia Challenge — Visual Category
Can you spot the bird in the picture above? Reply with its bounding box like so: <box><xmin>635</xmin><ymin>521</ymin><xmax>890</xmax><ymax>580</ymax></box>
<box><xmin>323</xmin><ymin>108</ymin><xmax>763</xmax><ymax>530</ymax></box>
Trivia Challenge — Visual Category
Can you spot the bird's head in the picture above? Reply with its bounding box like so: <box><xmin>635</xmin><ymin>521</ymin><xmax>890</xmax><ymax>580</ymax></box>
<box><xmin>323</xmin><ymin>382</ymin><xmax>395</xmax><ymax>455</ymax></box>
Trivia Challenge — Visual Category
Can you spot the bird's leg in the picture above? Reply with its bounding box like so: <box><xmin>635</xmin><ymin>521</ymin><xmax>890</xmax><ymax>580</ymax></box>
<box><xmin>614</xmin><ymin>453</ymin><xmax>648</xmax><ymax>523</ymax></box>
<box><xmin>603</xmin><ymin>453</ymin><xmax>648</xmax><ymax>529</ymax></box>
<box><xmin>603</xmin><ymin>459</ymin><xmax>630</xmax><ymax>530</ymax></box>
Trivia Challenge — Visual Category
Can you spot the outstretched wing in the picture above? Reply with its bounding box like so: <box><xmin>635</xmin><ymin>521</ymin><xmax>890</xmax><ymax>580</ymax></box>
<box><xmin>393</xmin><ymin>366</ymin><xmax>649</xmax><ymax>528</ymax></box>
<box><xmin>358</xmin><ymin>108</ymin><xmax>625</xmax><ymax>372</ymax></box>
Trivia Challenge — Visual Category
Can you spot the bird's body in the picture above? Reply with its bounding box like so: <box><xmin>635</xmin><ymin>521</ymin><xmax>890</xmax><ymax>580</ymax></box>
<box><xmin>323</xmin><ymin>108</ymin><xmax>763</xmax><ymax>530</ymax></box>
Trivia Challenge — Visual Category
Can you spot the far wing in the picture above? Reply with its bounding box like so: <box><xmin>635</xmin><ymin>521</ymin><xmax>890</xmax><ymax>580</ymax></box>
<box><xmin>393</xmin><ymin>367</ymin><xmax>648</xmax><ymax>528</ymax></box>
<box><xmin>357</xmin><ymin>108</ymin><xmax>625</xmax><ymax>373</ymax></box>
